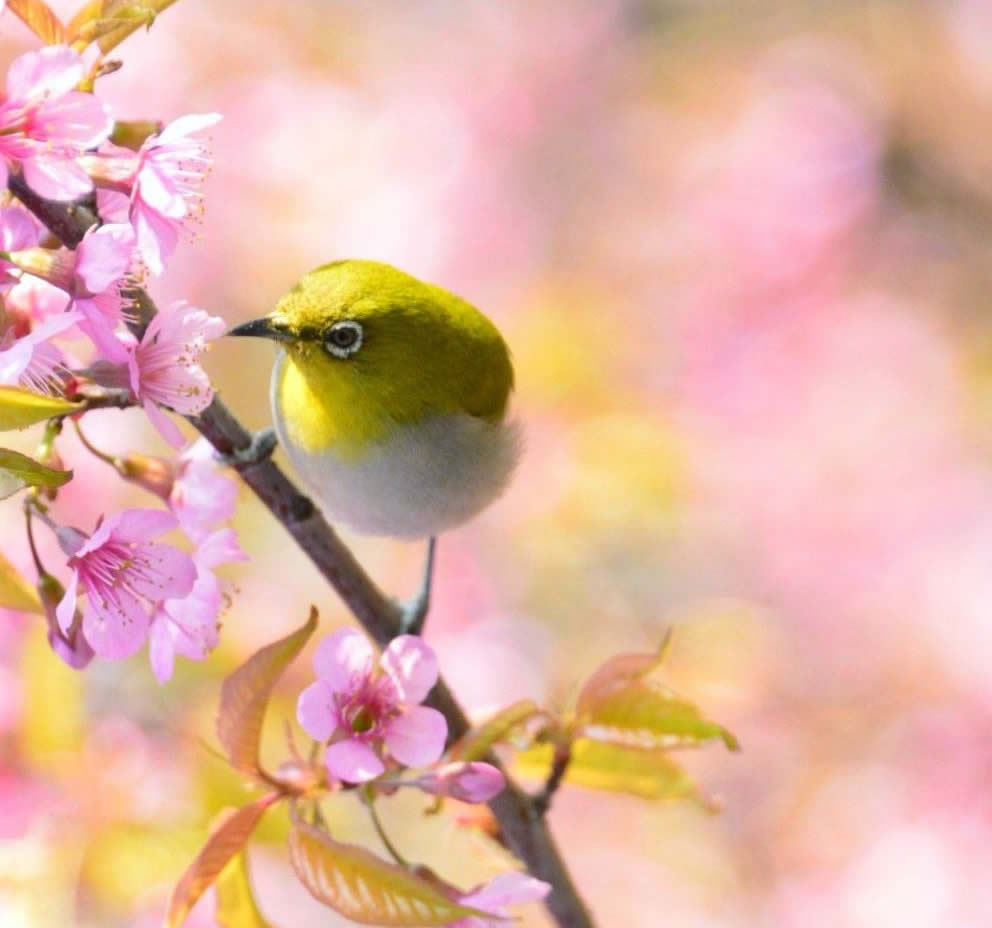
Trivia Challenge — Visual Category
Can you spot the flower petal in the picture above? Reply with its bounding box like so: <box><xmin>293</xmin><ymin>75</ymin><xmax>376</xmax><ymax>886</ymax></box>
<box><xmin>122</xmin><ymin>541</ymin><xmax>196</xmax><ymax>602</ymax></box>
<box><xmin>143</xmin><ymin>399</ymin><xmax>187</xmax><ymax>449</ymax></box>
<box><xmin>324</xmin><ymin>738</ymin><xmax>385</xmax><ymax>784</ymax></box>
<box><xmin>82</xmin><ymin>586</ymin><xmax>150</xmax><ymax>659</ymax></box>
<box><xmin>461</xmin><ymin>872</ymin><xmax>552</xmax><ymax>913</ymax></box>
<box><xmin>381</xmin><ymin>634</ymin><xmax>439</xmax><ymax>705</ymax></box>
<box><xmin>75</xmin><ymin>223</ymin><xmax>134</xmax><ymax>293</ymax></box>
<box><xmin>296</xmin><ymin>679</ymin><xmax>338</xmax><ymax>742</ymax></box>
<box><xmin>111</xmin><ymin>507</ymin><xmax>177</xmax><ymax>543</ymax></box>
<box><xmin>55</xmin><ymin>569</ymin><xmax>78</xmax><ymax>634</ymax></box>
<box><xmin>148</xmin><ymin>613</ymin><xmax>175</xmax><ymax>684</ymax></box>
<box><xmin>22</xmin><ymin>155</ymin><xmax>93</xmax><ymax>200</ymax></box>
<box><xmin>312</xmin><ymin>627</ymin><xmax>375</xmax><ymax>692</ymax></box>
<box><xmin>7</xmin><ymin>46</ymin><xmax>83</xmax><ymax>101</ymax></box>
<box><xmin>384</xmin><ymin>706</ymin><xmax>447</xmax><ymax>768</ymax></box>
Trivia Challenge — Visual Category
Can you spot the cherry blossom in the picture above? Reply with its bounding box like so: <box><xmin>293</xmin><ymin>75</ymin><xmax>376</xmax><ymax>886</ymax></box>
<box><xmin>127</xmin><ymin>301</ymin><xmax>225</xmax><ymax>447</ymax></box>
<box><xmin>405</xmin><ymin>761</ymin><xmax>506</xmax><ymax>802</ymax></box>
<box><xmin>169</xmin><ymin>438</ymin><xmax>238</xmax><ymax>542</ymax></box>
<box><xmin>0</xmin><ymin>46</ymin><xmax>112</xmax><ymax>200</ymax></box>
<box><xmin>453</xmin><ymin>872</ymin><xmax>551</xmax><ymax>928</ymax></box>
<box><xmin>297</xmin><ymin>629</ymin><xmax>447</xmax><ymax>783</ymax></box>
<box><xmin>83</xmin><ymin>113</ymin><xmax>221</xmax><ymax>274</ymax></box>
<box><xmin>55</xmin><ymin>509</ymin><xmax>196</xmax><ymax>660</ymax></box>
<box><xmin>0</xmin><ymin>310</ymin><xmax>80</xmax><ymax>393</ymax></box>
<box><xmin>148</xmin><ymin>527</ymin><xmax>247</xmax><ymax>683</ymax></box>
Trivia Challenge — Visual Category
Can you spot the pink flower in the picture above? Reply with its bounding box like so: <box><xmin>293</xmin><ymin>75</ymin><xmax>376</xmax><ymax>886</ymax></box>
<box><xmin>0</xmin><ymin>310</ymin><xmax>80</xmax><ymax>393</ymax></box>
<box><xmin>127</xmin><ymin>301</ymin><xmax>224</xmax><ymax>448</ymax></box>
<box><xmin>0</xmin><ymin>205</ymin><xmax>42</xmax><ymax>287</ymax></box>
<box><xmin>454</xmin><ymin>873</ymin><xmax>551</xmax><ymax>928</ymax></box>
<box><xmin>55</xmin><ymin>509</ymin><xmax>196</xmax><ymax>660</ymax></box>
<box><xmin>170</xmin><ymin>438</ymin><xmax>238</xmax><ymax>542</ymax></box>
<box><xmin>0</xmin><ymin>46</ymin><xmax>112</xmax><ymax>200</ymax></box>
<box><xmin>6</xmin><ymin>223</ymin><xmax>136</xmax><ymax>361</ymax></box>
<box><xmin>406</xmin><ymin>761</ymin><xmax>506</xmax><ymax>803</ymax></box>
<box><xmin>297</xmin><ymin>629</ymin><xmax>447</xmax><ymax>784</ymax></box>
<box><xmin>148</xmin><ymin>527</ymin><xmax>247</xmax><ymax>683</ymax></box>
<box><xmin>83</xmin><ymin>113</ymin><xmax>220</xmax><ymax>274</ymax></box>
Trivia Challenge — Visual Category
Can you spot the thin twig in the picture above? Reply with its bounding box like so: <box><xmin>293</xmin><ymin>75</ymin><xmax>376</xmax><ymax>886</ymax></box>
<box><xmin>364</xmin><ymin>792</ymin><xmax>409</xmax><ymax>868</ymax></box>
<box><xmin>533</xmin><ymin>742</ymin><xmax>573</xmax><ymax>817</ymax></box>
<box><xmin>10</xmin><ymin>182</ymin><xmax>597</xmax><ymax>928</ymax></box>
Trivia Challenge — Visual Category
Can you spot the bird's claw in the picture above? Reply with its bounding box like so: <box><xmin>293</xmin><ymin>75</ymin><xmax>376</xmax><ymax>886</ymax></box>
<box><xmin>217</xmin><ymin>427</ymin><xmax>278</xmax><ymax>470</ymax></box>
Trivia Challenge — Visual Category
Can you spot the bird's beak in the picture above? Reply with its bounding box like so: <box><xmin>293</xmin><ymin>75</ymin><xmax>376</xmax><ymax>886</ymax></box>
<box><xmin>227</xmin><ymin>315</ymin><xmax>293</xmax><ymax>341</ymax></box>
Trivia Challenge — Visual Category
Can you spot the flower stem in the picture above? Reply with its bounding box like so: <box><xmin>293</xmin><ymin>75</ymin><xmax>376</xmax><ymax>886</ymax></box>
<box><xmin>72</xmin><ymin>419</ymin><xmax>117</xmax><ymax>466</ymax></box>
<box><xmin>364</xmin><ymin>791</ymin><xmax>409</xmax><ymax>868</ymax></box>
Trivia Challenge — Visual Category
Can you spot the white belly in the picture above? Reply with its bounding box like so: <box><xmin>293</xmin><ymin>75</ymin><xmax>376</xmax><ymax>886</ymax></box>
<box><xmin>270</xmin><ymin>363</ymin><xmax>521</xmax><ymax>539</ymax></box>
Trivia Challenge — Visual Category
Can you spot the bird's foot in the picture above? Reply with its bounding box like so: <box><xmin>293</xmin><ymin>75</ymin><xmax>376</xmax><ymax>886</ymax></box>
<box><xmin>217</xmin><ymin>427</ymin><xmax>278</xmax><ymax>471</ymax></box>
<box><xmin>397</xmin><ymin>536</ymin><xmax>436</xmax><ymax>637</ymax></box>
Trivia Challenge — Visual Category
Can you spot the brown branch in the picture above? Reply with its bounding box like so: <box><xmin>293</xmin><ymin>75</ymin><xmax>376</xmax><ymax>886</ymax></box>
<box><xmin>12</xmin><ymin>183</ymin><xmax>596</xmax><ymax>928</ymax></box>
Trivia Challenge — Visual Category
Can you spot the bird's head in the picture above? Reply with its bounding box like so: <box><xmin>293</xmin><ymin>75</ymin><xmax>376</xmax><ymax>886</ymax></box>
<box><xmin>229</xmin><ymin>259</ymin><xmax>513</xmax><ymax>428</ymax></box>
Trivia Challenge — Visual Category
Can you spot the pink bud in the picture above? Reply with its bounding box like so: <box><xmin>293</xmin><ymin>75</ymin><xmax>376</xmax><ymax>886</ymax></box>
<box><xmin>415</xmin><ymin>762</ymin><xmax>506</xmax><ymax>803</ymax></box>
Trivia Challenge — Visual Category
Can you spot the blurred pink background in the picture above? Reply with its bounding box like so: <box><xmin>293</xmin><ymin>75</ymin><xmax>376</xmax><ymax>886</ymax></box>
<box><xmin>3</xmin><ymin>1</ymin><xmax>992</xmax><ymax>926</ymax></box>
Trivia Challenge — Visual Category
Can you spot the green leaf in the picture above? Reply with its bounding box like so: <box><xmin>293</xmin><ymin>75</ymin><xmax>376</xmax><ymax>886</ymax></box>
<box><xmin>215</xmin><ymin>850</ymin><xmax>276</xmax><ymax>928</ymax></box>
<box><xmin>575</xmin><ymin>631</ymin><xmax>672</xmax><ymax>716</ymax></box>
<box><xmin>66</xmin><ymin>0</ymin><xmax>180</xmax><ymax>53</ymax></box>
<box><xmin>0</xmin><ymin>387</ymin><xmax>79</xmax><ymax>431</ymax></box>
<box><xmin>449</xmin><ymin>699</ymin><xmax>541</xmax><ymax>762</ymax></box>
<box><xmin>217</xmin><ymin>607</ymin><xmax>318</xmax><ymax>776</ymax></box>
<box><xmin>6</xmin><ymin>0</ymin><xmax>67</xmax><ymax>43</ymax></box>
<box><xmin>0</xmin><ymin>448</ymin><xmax>72</xmax><ymax>501</ymax></box>
<box><xmin>578</xmin><ymin>679</ymin><xmax>739</xmax><ymax>751</ymax></box>
<box><xmin>288</xmin><ymin>821</ymin><xmax>484</xmax><ymax>926</ymax></box>
<box><xmin>0</xmin><ymin>549</ymin><xmax>42</xmax><ymax>614</ymax></box>
<box><xmin>514</xmin><ymin>738</ymin><xmax>705</xmax><ymax>803</ymax></box>
<box><xmin>166</xmin><ymin>795</ymin><xmax>278</xmax><ymax>928</ymax></box>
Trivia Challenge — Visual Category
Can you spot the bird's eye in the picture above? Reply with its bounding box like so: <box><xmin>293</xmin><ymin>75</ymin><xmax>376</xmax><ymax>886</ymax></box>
<box><xmin>324</xmin><ymin>320</ymin><xmax>363</xmax><ymax>359</ymax></box>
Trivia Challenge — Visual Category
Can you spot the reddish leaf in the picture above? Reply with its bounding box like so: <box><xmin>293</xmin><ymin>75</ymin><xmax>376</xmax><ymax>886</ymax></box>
<box><xmin>449</xmin><ymin>699</ymin><xmax>541</xmax><ymax>762</ymax></box>
<box><xmin>288</xmin><ymin>821</ymin><xmax>483</xmax><ymax>926</ymax></box>
<box><xmin>6</xmin><ymin>0</ymin><xmax>67</xmax><ymax>43</ymax></box>
<box><xmin>167</xmin><ymin>794</ymin><xmax>279</xmax><ymax>928</ymax></box>
<box><xmin>575</xmin><ymin>631</ymin><xmax>672</xmax><ymax>716</ymax></box>
<box><xmin>217</xmin><ymin>607</ymin><xmax>318</xmax><ymax>775</ymax></box>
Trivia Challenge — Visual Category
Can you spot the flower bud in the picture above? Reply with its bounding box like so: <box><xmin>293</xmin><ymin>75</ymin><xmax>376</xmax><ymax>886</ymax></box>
<box><xmin>413</xmin><ymin>762</ymin><xmax>506</xmax><ymax>803</ymax></box>
<box><xmin>38</xmin><ymin>573</ymin><xmax>93</xmax><ymax>670</ymax></box>
<box><xmin>4</xmin><ymin>247</ymin><xmax>74</xmax><ymax>290</ymax></box>
<box><xmin>115</xmin><ymin>452</ymin><xmax>176</xmax><ymax>501</ymax></box>
<box><xmin>110</xmin><ymin>120</ymin><xmax>164</xmax><ymax>151</ymax></box>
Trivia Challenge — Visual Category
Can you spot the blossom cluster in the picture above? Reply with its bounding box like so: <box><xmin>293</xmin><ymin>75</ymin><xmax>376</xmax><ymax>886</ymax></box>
<box><xmin>0</xmin><ymin>43</ymin><xmax>239</xmax><ymax>679</ymax></box>
<box><xmin>0</xmin><ymin>45</ymin><xmax>222</xmax><ymax>439</ymax></box>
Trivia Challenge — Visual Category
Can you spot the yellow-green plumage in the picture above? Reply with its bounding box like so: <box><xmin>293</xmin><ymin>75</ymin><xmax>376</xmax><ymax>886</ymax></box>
<box><xmin>273</xmin><ymin>261</ymin><xmax>513</xmax><ymax>460</ymax></box>
<box><xmin>252</xmin><ymin>260</ymin><xmax>520</xmax><ymax>539</ymax></box>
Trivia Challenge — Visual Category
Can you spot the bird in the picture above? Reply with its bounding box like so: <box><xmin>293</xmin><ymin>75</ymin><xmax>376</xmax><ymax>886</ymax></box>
<box><xmin>228</xmin><ymin>259</ymin><xmax>520</xmax><ymax>633</ymax></box>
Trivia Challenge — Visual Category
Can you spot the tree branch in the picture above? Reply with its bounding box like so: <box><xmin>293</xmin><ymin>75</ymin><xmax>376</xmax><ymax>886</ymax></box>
<box><xmin>11</xmin><ymin>182</ymin><xmax>596</xmax><ymax>928</ymax></box>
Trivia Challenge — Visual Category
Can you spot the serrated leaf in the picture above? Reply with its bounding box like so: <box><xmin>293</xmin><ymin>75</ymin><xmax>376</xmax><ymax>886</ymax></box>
<box><xmin>66</xmin><ymin>0</ymin><xmax>179</xmax><ymax>53</ymax></box>
<box><xmin>166</xmin><ymin>795</ymin><xmax>278</xmax><ymax>928</ymax></box>
<box><xmin>514</xmin><ymin>738</ymin><xmax>704</xmax><ymax>802</ymax></box>
<box><xmin>288</xmin><ymin>821</ymin><xmax>484</xmax><ymax>926</ymax></box>
<box><xmin>6</xmin><ymin>0</ymin><xmax>67</xmax><ymax>43</ymax></box>
<box><xmin>0</xmin><ymin>387</ymin><xmax>79</xmax><ymax>431</ymax></box>
<box><xmin>0</xmin><ymin>549</ymin><xmax>42</xmax><ymax>614</ymax></box>
<box><xmin>217</xmin><ymin>607</ymin><xmax>318</xmax><ymax>775</ymax></box>
<box><xmin>0</xmin><ymin>448</ymin><xmax>72</xmax><ymax>500</ymax></box>
<box><xmin>575</xmin><ymin>631</ymin><xmax>672</xmax><ymax>716</ymax></box>
<box><xmin>579</xmin><ymin>679</ymin><xmax>739</xmax><ymax>751</ymax></box>
<box><xmin>449</xmin><ymin>699</ymin><xmax>541</xmax><ymax>762</ymax></box>
<box><xmin>215</xmin><ymin>850</ymin><xmax>276</xmax><ymax>928</ymax></box>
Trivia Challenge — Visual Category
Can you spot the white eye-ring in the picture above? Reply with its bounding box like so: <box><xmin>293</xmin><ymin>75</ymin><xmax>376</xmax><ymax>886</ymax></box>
<box><xmin>324</xmin><ymin>320</ymin><xmax>364</xmax><ymax>358</ymax></box>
